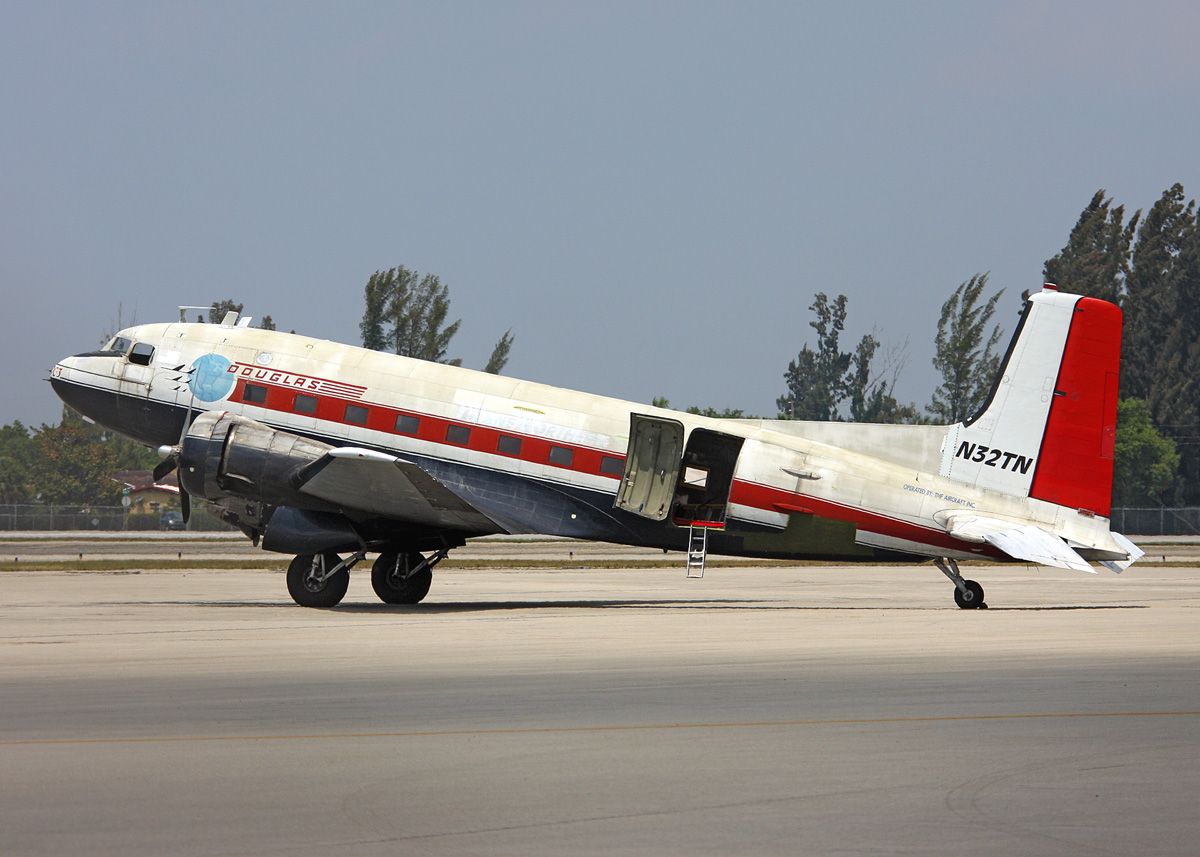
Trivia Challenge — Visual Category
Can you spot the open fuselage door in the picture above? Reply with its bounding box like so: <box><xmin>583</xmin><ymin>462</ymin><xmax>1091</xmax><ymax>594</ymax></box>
<box><xmin>615</xmin><ymin>415</ymin><xmax>685</xmax><ymax>521</ymax></box>
<box><xmin>614</xmin><ymin>415</ymin><xmax>745</xmax><ymax>527</ymax></box>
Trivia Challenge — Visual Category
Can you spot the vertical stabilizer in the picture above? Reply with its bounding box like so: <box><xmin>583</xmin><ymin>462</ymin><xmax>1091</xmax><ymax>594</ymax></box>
<box><xmin>940</xmin><ymin>288</ymin><xmax>1122</xmax><ymax>516</ymax></box>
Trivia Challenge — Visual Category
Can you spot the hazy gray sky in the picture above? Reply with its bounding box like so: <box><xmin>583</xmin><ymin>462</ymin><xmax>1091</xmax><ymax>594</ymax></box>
<box><xmin>3</xmin><ymin>1</ymin><xmax>1198</xmax><ymax>426</ymax></box>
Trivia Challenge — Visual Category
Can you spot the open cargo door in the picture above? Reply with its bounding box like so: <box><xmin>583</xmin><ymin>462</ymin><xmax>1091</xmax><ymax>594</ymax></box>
<box><xmin>614</xmin><ymin>414</ymin><xmax>684</xmax><ymax>521</ymax></box>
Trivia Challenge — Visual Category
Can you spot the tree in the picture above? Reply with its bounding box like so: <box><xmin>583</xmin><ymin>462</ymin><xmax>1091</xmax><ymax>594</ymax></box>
<box><xmin>1042</xmin><ymin>189</ymin><xmax>1138</xmax><ymax>302</ymax></box>
<box><xmin>361</xmin><ymin>266</ymin><xmax>514</xmax><ymax>371</ymax></box>
<box><xmin>1147</xmin><ymin>212</ymin><xmax>1200</xmax><ymax>503</ymax></box>
<box><xmin>483</xmin><ymin>330</ymin><xmax>514</xmax><ymax>374</ymax></box>
<box><xmin>1112</xmin><ymin>399</ymin><xmax>1179</xmax><ymax>506</ymax></box>
<box><xmin>927</xmin><ymin>274</ymin><xmax>1004</xmax><ymax>424</ymax></box>
<box><xmin>687</xmin><ymin>406</ymin><xmax>751</xmax><ymax>419</ymax></box>
<box><xmin>395</xmin><ymin>273</ymin><xmax>461</xmax><ymax>363</ymax></box>
<box><xmin>30</xmin><ymin>415</ymin><xmax>123</xmax><ymax>506</ymax></box>
<box><xmin>1123</xmin><ymin>183</ymin><xmax>1196</xmax><ymax>400</ymax></box>
<box><xmin>777</xmin><ymin>293</ymin><xmax>853</xmax><ymax>420</ymax></box>
<box><xmin>358</xmin><ymin>267</ymin><xmax>463</xmax><ymax>362</ymax></box>
<box><xmin>208</xmin><ymin>300</ymin><xmax>244</xmax><ymax>324</ymax></box>
<box><xmin>0</xmin><ymin>421</ymin><xmax>36</xmax><ymax>503</ymax></box>
<box><xmin>777</xmin><ymin>293</ymin><xmax>918</xmax><ymax>423</ymax></box>
<box><xmin>846</xmin><ymin>335</ymin><xmax>923</xmax><ymax>424</ymax></box>
<box><xmin>360</xmin><ymin>271</ymin><xmax>391</xmax><ymax>351</ymax></box>
<box><xmin>207</xmin><ymin>300</ymin><xmax>275</xmax><ymax>329</ymax></box>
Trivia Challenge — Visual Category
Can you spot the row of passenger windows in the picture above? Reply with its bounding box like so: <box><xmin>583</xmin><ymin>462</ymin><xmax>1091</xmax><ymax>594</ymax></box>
<box><xmin>241</xmin><ymin>383</ymin><xmax>625</xmax><ymax>474</ymax></box>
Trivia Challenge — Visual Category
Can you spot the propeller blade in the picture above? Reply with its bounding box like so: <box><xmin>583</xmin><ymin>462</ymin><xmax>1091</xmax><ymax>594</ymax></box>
<box><xmin>181</xmin><ymin>490</ymin><xmax>191</xmax><ymax>525</ymax></box>
<box><xmin>152</xmin><ymin>456</ymin><xmax>178</xmax><ymax>483</ymax></box>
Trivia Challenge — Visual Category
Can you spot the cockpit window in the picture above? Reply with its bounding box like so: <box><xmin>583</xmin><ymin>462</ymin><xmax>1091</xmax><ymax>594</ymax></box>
<box><xmin>106</xmin><ymin>336</ymin><xmax>132</xmax><ymax>355</ymax></box>
<box><xmin>128</xmin><ymin>342</ymin><xmax>155</xmax><ymax>366</ymax></box>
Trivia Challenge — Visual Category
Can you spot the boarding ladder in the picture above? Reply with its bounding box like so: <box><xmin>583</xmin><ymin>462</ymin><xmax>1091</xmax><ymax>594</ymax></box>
<box><xmin>685</xmin><ymin>520</ymin><xmax>724</xmax><ymax>579</ymax></box>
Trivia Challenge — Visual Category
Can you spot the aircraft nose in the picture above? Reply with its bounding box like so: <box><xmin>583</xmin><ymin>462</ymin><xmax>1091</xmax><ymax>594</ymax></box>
<box><xmin>49</xmin><ymin>355</ymin><xmax>119</xmax><ymax>426</ymax></box>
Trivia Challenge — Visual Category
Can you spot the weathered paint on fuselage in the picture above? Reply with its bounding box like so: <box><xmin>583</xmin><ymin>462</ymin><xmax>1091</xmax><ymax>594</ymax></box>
<box><xmin>50</xmin><ymin>321</ymin><xmax>1124</xmax><ymax>562</ymax></box>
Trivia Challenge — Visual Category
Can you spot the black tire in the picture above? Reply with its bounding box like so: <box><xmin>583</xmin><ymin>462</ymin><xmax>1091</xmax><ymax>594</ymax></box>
<box><xmin>371</xmin><ymin>551</ymin><xmax>433</xmax><ymax>604</ymax></box>
<box><xmin>953</xmin><ymin>579</ymin><xmax>985</xmax><ymax>610</ymax></box>
<box><xmin>287</xmin><ymin>553</ymin><xmax>350</xmax><ymax>608</ymax></box>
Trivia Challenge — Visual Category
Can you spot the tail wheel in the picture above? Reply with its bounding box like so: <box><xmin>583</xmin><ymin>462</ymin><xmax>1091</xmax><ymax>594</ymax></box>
<box><xmin>954</xmin><ymin>579</ymin><xmax>986</xmax><ymax>610</ymax></box>
<box><xmin>371</xmin><ymin>551</ymin><xmax>433</xmax><ymax>605</ymax></box>
<box><xmin>286</xmin><ymin>552</ymin><xmax>350</xmax><ymax>608</ymax></box>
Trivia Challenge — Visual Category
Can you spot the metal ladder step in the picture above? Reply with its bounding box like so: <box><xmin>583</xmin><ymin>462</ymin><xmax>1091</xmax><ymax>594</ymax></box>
<box><xmin>686</xmin><ymin>523</ymin><xmax>709</xmax><ymax>578</ymax></box>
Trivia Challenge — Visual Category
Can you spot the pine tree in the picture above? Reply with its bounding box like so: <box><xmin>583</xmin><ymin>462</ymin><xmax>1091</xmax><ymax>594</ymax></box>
<box><xmin>1123</xmin><ymin>184</ymin><xmax>1196</xmax><ymax>400</ymax></box>
<box><xmin>483</xmin><ymin>330</ymin><xmax>514</xmax><ymax>374</ymax></box>
<box><xmin>1147</xmin><ymin>212</ymin><xmax>1200</xmax><ymax>503</ymax></box>
<box><xmin>927</xmin><ymin>274</ymin><xmax>1004</xmax><ymax>424</ymax></box>
<box><xmin>360</xmin><ymin>270</ymin><xmax>393</xmax><ymax>351</ymax></box>
<box><xmin>207</xmin><ymin>299</ymin><xmax>244</xmax><ymax>324</ymax></box>
<box><xmin>1043</xmin><ymin>189</ymin><xmax>1138</xmax><ymax>302</ymax></box>
<box><xmin>777</xmin><ymin>293</ymin><xmax>852</xmax><ymax>420</ymax></box>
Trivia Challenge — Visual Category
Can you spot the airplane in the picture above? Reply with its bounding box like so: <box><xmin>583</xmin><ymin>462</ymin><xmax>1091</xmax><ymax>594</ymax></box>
<box><xmin>49</xmin><ymin>285</ymin><xmax>1143</xmax><ymax>609</ymax></box>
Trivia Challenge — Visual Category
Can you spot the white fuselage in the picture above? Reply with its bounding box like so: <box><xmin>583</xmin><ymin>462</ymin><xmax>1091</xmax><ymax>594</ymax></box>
<box><xmin>51</xmin><ymin>319</ymin><xmax>1123</xmax><ymax>562</ymax></box>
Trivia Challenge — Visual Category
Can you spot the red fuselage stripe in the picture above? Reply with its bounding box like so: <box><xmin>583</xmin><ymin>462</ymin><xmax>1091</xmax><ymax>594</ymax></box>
<box><xmin>229</xmin><ymin>377</ymin><xmax>977</xmax><ymax>554</ymax></box>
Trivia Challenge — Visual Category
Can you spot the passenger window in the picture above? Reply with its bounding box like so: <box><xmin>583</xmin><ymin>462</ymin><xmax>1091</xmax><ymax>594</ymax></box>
<box><xmin>294</xmin><ymin>394</ymin><xmax>318</xmax><ymax>415</ymax></box>
<box><xmin>549</xmin><ymin>446</ymin><xmax>574</xmax><ymax>466</ymax></box>
<box><xmin>600</xmin><ymin>456</ymin><xmax>624</xmax><ymax>475</ymax></box>
<box><xmin>497</xmin><ymin>435</ymin><xmax>522</xmax><ymax>456</ymax></box>
<box><xmin>128</xmin><ymin>342</ymin><xmax>154</xmax><ymax>366</ymax></box>
<box><xmin>345</xmin><ymin>404</ymin><xmax>369</xmax><ymax>425</ymax></box>
<box><xmin>446</xmin><ymin>425</ymin><xmax>471</xmax><ymax>445</ymax></box>
<box><xmin>395</xmin><ymin>414</ymin><xmax>420</xmax><ymax>435</ymax></box>
<box><xmin>243</xmin><ymin>384</ymin><xmax>267</xmax><ymax>404</ymax></box>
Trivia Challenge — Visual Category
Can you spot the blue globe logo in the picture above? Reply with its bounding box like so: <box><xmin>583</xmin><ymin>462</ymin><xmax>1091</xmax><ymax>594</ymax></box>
<box><xmin>189</xmin><ymin>353</ymin><xmax>235</xmax><ymax>402</ymax></box>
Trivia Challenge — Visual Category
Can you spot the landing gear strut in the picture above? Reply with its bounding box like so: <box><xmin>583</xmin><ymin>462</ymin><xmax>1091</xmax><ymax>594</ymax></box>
<box><xmin>286</xmin><ymin>551</ymin><xmax>365</xmax><ymax>608</ymax></box>
<box><xmin>371</xmin><ymin>549</ymin><xmax>447</xmax><ymax>605</ymax></box>
<box><xmin>935</xmin><ymin>557</ymin><xmax>987</xmax><ymax>610</ymax></box>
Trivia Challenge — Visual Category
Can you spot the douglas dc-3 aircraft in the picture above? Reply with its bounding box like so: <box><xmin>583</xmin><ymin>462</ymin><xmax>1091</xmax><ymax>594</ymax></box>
<box><xmin>50</xmin><ymin>285</ymin><xmax>1142</xmax><ymax>609</ymax></box>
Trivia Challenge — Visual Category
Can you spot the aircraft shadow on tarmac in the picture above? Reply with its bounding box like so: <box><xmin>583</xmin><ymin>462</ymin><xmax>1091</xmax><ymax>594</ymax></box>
<box><xmin>124</xmin><ymin>599</ymin><xmax>1148</xmax><ymax>613</ymax></box>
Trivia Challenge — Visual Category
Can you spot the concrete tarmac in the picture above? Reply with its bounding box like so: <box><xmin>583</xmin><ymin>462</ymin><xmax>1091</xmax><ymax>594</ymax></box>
<box><xmin>1</xmin><ymin>561</ymin><xmax>1198</xmax><ymax>856</ymax></box>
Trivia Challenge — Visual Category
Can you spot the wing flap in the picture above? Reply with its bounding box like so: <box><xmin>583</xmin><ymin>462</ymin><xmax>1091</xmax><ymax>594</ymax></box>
<box><xmin>943</xmin><ymin>513</ymin><xmax>1095</xmax><ymax>573</ymax></box>
<box><xmin>296</xmin><ymin>447</ymin><xmax>500</xmax><ymax>532</ymax></box>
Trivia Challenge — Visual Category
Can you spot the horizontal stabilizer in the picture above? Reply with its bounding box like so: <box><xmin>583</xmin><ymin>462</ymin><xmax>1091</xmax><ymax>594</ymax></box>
<box><xmin>942</xmin><ymin>513</ymin><xmax>1095</xmax><ymax>573</ymax></box>
<box><xmin>1099</xmin><ymin>531</ymin><xmax>1144</xmax><ymax>574</ymax></box>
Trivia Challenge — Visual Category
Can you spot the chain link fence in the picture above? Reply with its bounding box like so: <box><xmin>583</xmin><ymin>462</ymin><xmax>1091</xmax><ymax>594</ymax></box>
<box><xmin>1110</xmin><ymin>507</ymin><xmax>1200</xmax><ymax>537</ymax></box>
<box><xmin>1</xmin><ymin>503</ymin><xmax>1196</xmax><ymax>535</ymax></box>
<box><xmin>0</xmin><ymin>504</ymin><xmax>128</xmax><ymax>531</ymax></box>
<box><xmin>0</xmin><ymin>504</ymin><xmax>233</xmax><ymax>532</ymax></box>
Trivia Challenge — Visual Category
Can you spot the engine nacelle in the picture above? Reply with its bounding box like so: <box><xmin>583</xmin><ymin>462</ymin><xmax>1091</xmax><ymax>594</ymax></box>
<box><xmin>178</xmin><ymin>411</ymin><xmax>337</xmax><ymax>519</ymax></box>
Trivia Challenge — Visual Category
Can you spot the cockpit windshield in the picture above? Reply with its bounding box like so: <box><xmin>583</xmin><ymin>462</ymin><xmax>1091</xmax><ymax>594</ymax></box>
<box><xmin>105</xmin><ymin>336</ymin><xmax>133</xmax><ymax>354</ymax></box>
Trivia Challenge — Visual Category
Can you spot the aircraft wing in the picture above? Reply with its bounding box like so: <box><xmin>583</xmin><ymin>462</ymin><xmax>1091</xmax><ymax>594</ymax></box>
<box><xmin>295</xmin><ymin>447</ymin><xmax>501</xmax><ymax>532</ymax></box>
<box><xmin>942</xmin><ymin>513</ymin><xmax>1096</xmax><ymax>573</ymax></box>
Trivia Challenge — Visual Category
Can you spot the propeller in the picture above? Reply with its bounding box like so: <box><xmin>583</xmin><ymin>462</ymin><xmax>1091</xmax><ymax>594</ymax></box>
<box><xmin>154</xmin><ymin>388</ymin><xmax>196</xmax><ymax>523</ymax></box>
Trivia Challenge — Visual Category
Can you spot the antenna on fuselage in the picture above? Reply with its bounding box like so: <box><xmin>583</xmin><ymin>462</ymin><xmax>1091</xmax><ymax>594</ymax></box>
<box><xmin>178</xmin><ymin>305</ymin><xmax>211</xmax><ymax>323</ymax></box>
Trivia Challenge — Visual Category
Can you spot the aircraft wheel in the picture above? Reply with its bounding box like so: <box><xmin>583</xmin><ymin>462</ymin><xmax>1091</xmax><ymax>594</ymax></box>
<box><xmin>953</xmin><ymin>579</ymin><xmax>985</xmax><ymax>610</ymax></box>
<box><xmin>371</xmin><ymin>551</ymin><xmax>433</xmax><ymax>605</ymax></box>
<box><xmin>287</xmin><ymin>553</ymin><xmax>350</xmax><ymax>608</ymax></box>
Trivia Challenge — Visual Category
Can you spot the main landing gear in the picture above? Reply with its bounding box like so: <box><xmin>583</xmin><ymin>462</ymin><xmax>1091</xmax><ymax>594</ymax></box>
<box><xmin>285</xmin><ymin>548</ymin><xmax>449</xmax><ymax>608</ymax></box>
<box><xmin>935</xmin><ymin>557</ymin><xmax>987</xmax><ymax>610</ymax></box>
<box><xmin>371</xmin><ymin>550</ymin><xmax>442</xmax><ymax>604</ymax></box>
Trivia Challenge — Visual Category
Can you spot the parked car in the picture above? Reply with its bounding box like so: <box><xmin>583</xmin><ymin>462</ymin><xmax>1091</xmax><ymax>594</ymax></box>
<box><xmin>159</xmin><ymin>510</ymin><xmax>186</xmax><ymax>531</ymax></box>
